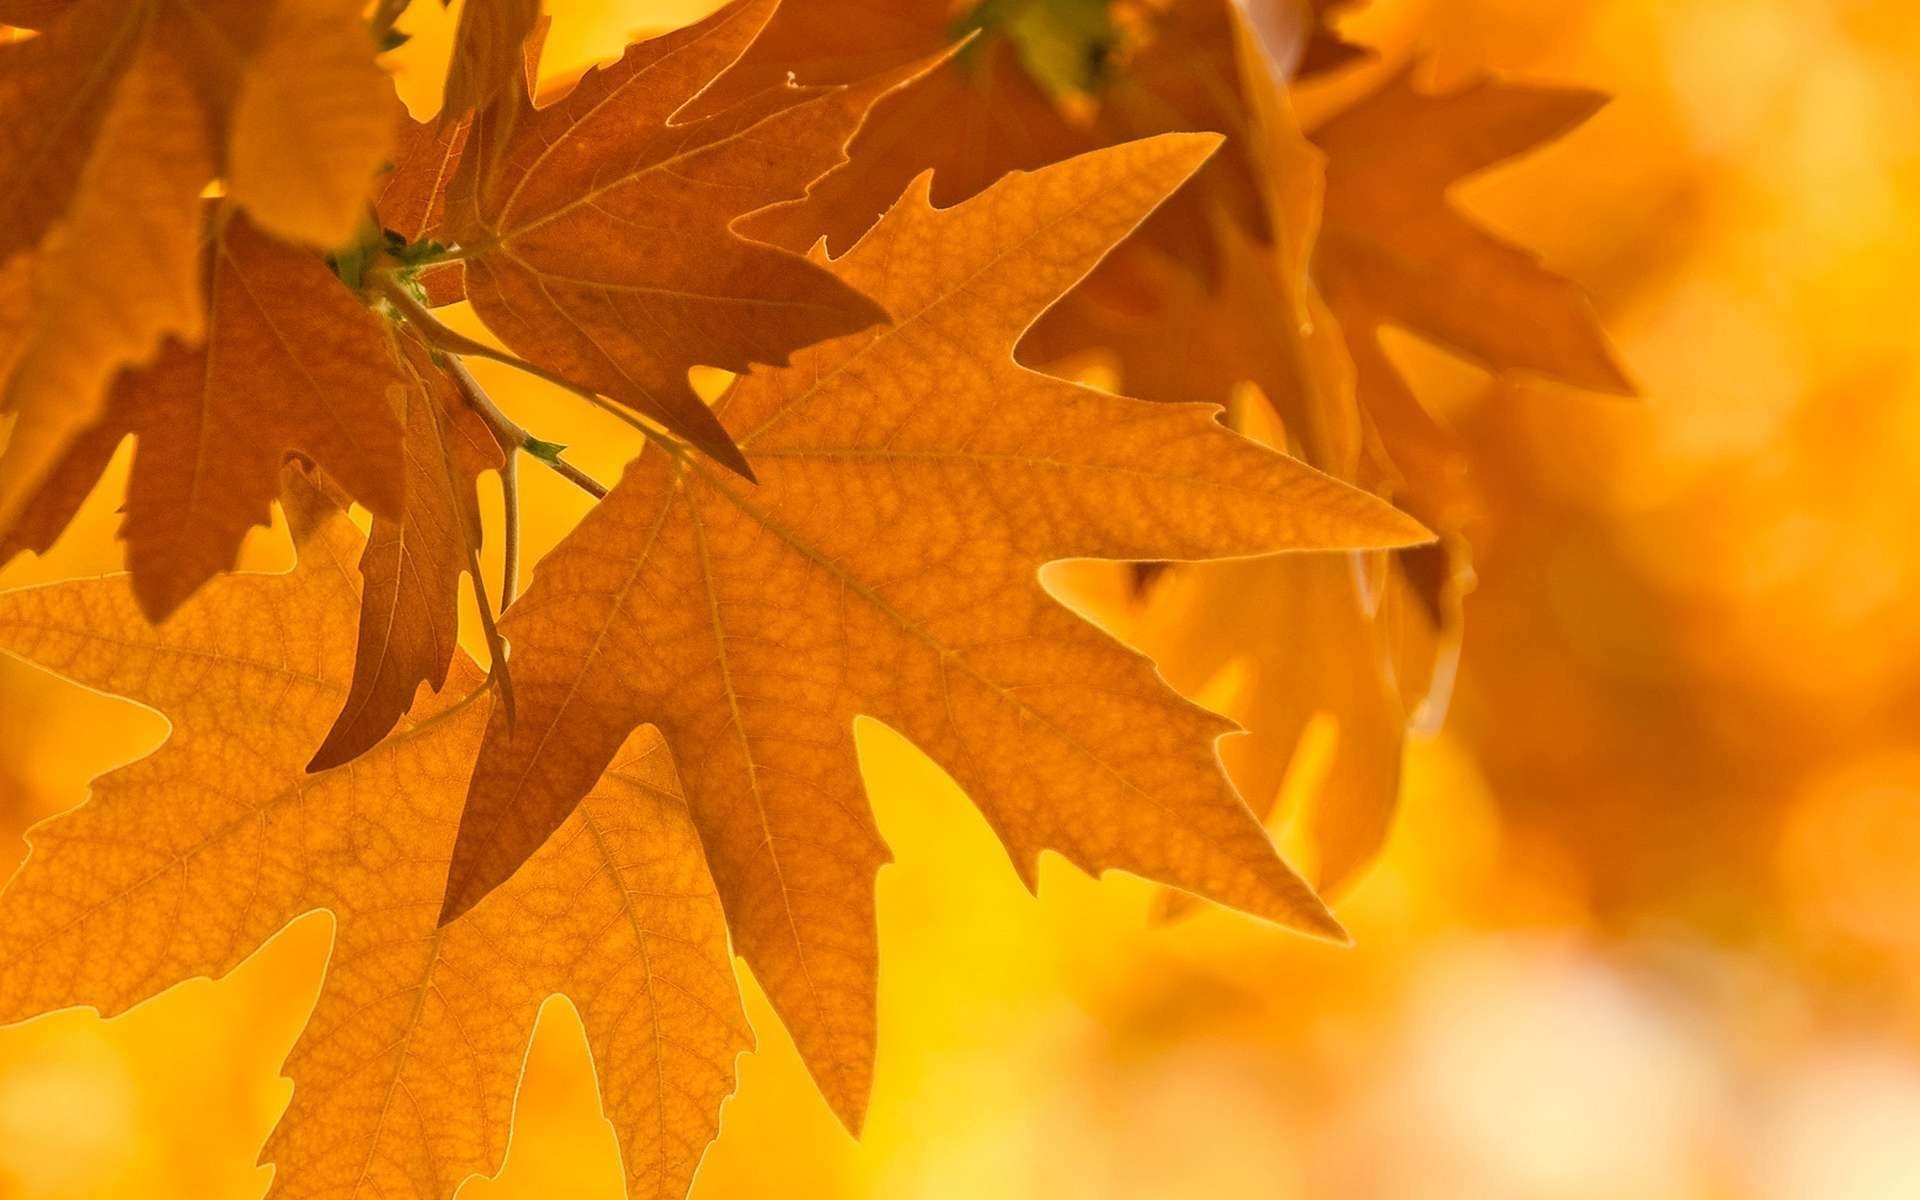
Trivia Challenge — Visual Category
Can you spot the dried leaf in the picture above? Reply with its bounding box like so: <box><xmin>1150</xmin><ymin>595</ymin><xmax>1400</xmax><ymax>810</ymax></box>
<box><xmin>441</xmin><ymin>135</ymin><xmax>1432</xmax><ymax>1129</ymax></box>
<box><xmin>448</xmin><ymin>0</ymin><xmax>917</xmax><ymax>477</ymax></box>
<box><xmin>308</xmin><ymin>331</ymin><xmax>504</xmax><ymax>772</ymax></box>
<box><xmin>0</xmin><ymin>0</ymin><xmax>393</xmax><ymax>537</ymax></box>
<box><xmin>0</xmin><ymin>476</ymin><xmax>747</xmax><ymax>1200</ymax></box>
<box><xmin>0</xmin><ymin>216</ymin><xmax>407</xmax><ymax>621</ymax></box>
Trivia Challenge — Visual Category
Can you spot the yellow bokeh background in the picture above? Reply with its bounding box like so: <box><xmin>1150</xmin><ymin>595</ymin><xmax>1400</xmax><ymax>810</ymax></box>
<box><xmin>5</xmin><ymin>0</ymin><xmax>1920</xmax><ymax>1197</ymax></box>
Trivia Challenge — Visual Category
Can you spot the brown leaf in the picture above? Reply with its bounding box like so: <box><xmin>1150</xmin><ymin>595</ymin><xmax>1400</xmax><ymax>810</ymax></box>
<box><xmin>0</xmin><ymin>216</ymin><xmax>407</xmax><ymax>622</ymax></box>
<box><xmin>1313</xmin><ymin>66</ymin><xmax>1635</xmax><ymax>403</ymax></box>
<box><xmin>0</xmin><ymin>0</ymin><xmax>393</xmax><ymax>538</ymax></box>
<box><xmin>381</xmin><ymin>109</ymin><xmax>470</xmax><ymax>243</ymax></box>
<box><xmin>308</xmin><ymin>331</ymin><xmax>504</xmax><ymax>772</ymax></box>
<box><xmin>448</xmin><ymin>0</ymin><xmax>918</xmax><ymax>478</ymax></box>
<box><xmin>379</xmin><ymin>109</ymin><xmax>472</xmax><ymax>305</ymax></box>
<box><xmin>0</xmin><ymin>475</ymin><xmax>749</xmax><ymax>1200</ymax></box>
<box><xmin>723</xmin><ymin>0</ymin><xmax>1093</xmax><ymax>254</ymax></box>
<box><xmin>441</xmin><ymin>135</ymin><xmax>1433</xmax><ymax>1130</ymax></box>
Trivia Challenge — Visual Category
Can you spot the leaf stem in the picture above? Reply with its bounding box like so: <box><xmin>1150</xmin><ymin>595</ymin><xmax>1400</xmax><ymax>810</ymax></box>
<box><xmin>375</xmin><ymin>275</ymin><xmax>691</xmax><ymax>465</ymax></box>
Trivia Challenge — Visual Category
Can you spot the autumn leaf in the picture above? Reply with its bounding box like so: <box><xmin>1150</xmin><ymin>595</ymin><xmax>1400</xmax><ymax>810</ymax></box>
<box><xmin>1030</xmin><ymin>2</ymin><xmax>1355</xmax><ymax>469</ymax></box>
<box><xmin>731</xmin><ymin>0</ymin><xmax>1303</xmax><ymax>266</ymax></box>
<box><xmin>439</xmin><ymin>134</ymin><xmax>1432</xmax><ymax>1130</ymax></box>
<box><xmin>444</xmin><ymin>0</ymin><xmax>922</xmax><ymax>477</ymax></box>
<box><xmin>1313</xmin><ymin>64</ymin><xmax>1634</xmax><ymax>520</ymax></box>
<box><xmin>1021</xmin><ymin>6</ymin><xmax>1421</xmax><ymax>893</ymax></box>
<box><xmin>0</xmin><ymin>475</ymin><xmax>748</xmax><ymax>1200</ymax></box>
<box><xmin>378</xmin><ymin>108</ymin><xmax>474</xmax><ymax>306</ymax></box>
<box><xmin>308</xmin><ymin>330</ymin><xmax>505</xmax><ymax>772</ymax></box>
<box><xmin>382</xmin><ymin>112</ymin><xmax>470</xmax><ymax>245</ymax></box>
<box><xmin>0</xmin><ymin>0</ymin><xmax>392</xmax><ymax>540</ymax></box>
<box><xmin>1031</xmin><ymin>22</ymin><xmax>1628</xmax><ymax>896</ymax></box>
<box><xmin>0</xmin><ymin>215</ymin><xmax>407</xmax><ymax>622</ymax></box>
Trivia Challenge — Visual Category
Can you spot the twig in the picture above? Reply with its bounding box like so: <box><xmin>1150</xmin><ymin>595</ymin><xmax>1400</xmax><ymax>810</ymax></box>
<box><xmin>498</xmin><ymin>451</ymin><xmax>521</xmax><ymax>608</ymax></box>
<box><xmin>442</xmin><ymin>354</ymin><xmax>610</xmax><ymax>500</ymax></box>
<box><xmin>376</xmin><ymin>275</ymin><xmax>691</xmax><ymax>465</ymax></box>
<box><xmin>525</xmin><ymin>442</ymin><xmax>611</xmax><ymax>500</ymax></box>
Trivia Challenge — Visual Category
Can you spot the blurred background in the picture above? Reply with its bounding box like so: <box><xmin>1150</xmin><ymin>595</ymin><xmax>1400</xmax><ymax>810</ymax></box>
<box><xmin>3</xmin><ymin>0</ymin><xmax>1919</xmax><ymax>1196</ymax></box>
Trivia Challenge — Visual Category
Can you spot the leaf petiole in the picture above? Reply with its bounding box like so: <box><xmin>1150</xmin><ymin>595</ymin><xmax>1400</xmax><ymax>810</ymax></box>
<box><xmin>376</xmin><ymin>273</ymin><xmax>694</xmax><ymax>470</ymax></box>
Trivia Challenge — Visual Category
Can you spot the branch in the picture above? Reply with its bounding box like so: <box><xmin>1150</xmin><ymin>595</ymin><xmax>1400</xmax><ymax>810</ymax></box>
<box><xmin>498</xmin><ymin>451</ymin><xmax>521</xmax><ymax>607</ymax></box>
<box><xmin>442</xmin><ymin>354</ymin><xmax>610</xmax><ymax>501</ymax></box>
<box><xmin>376</xmin><ymin>275</ymin><xmax>690</xmax><ymax>466</ymax></box>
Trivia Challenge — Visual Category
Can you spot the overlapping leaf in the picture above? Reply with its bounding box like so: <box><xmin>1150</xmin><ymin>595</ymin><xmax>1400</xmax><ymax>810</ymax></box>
<box><xmin>730</xmin><ymin>0</ymin><xmax>1308</xmax><ymax>273</ymax></box>
<box><xmin>0</xmin><ymin>216</ymin><xmax>407</xmax><ymax>621</ymax></box>
<box><xmin>1024</xmin><ymin>5</ymin><xmax>1425</xmax><ymax>892</ymax></box>
<box><xmin>309</xmin><ymin>330</ymin><xmax>505</xmax><ymax>771</ymax></box>
<box><xmin>1033</xmin><ymin>17</ymin><xmax>1630</xmax><ymax>893</ymax></box>
<box><xmin>0</xmin><ymin>477</ymin><xmax>747</xmax><ymax>1200</ymax></box>
<box><xmin>442</xmin><ymin>0</ymin><xmax>541</xmax><ymax>116</ymax></box>
<box><xmin>439</xmin><ymin>135</ymin><xmax>1432</xmax><ymax>1129</ymax></box>
<box><xmin>0</xmin><ymin>0</ymin><xmax>392</xmax><ymax>539</ymax></box>
<box><xmin>1312</xmin><ymin>64</ymin><xmax>1633</xmax><ymax>526</ymax></box>
<box><xmin>445</xmin><ymin>0</ymin><xmax>922</xmax><ymax>476</ymax></box>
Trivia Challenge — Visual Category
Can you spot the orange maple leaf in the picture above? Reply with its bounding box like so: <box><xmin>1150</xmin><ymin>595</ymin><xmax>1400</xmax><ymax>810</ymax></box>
<box><xmin>309</xmin><ymin>330</ymin><xmax>507</xmax><ymax>772</ymax></box>
<box><xmin>0</xmin><ymin>0</ymin><xmax>392</xmax><ymax>540</ymax></box>
<box><xmin>444</xmin><ymin>0</ymin><xmax>922</xmax><ymax>477</ymax></box>
<box><xmin>1313</xmin><ymin>64</ymin><xmax>1635</xmax><ymax>522</ymax></box>
<box><xmin>0</xmin><ymin>216</ymin><xmax>408</xmax><ymax>621</ymax></box>
<box><xmin>439</xmin><ymin>134</ymin><xmax>1432</xmax><ymax>1130</ymax></box>
<box><xmin>0</xmin><ymin>476</ymin><xmax>747</xmax><ymax>1200</ymax></box>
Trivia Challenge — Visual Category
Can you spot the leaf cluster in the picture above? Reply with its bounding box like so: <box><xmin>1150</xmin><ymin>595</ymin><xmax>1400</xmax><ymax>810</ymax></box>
<box><xmin>0</xmin><ymin>1</ymin><xmax>1627</xmax><ymax>1196</ymax></box>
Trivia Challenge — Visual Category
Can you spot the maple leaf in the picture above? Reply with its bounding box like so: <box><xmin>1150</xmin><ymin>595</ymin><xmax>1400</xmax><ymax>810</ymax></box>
<box><xmin>729</xmin><ymin>0</ymin><xmax>1297</xmax><ymax>268</ymax></box>
<box><xmin>1312</xmin><ymin>64</ymin><xmax>1635</xmax><ymax>519</ymax></box>
<box><xmin>444</xmin><ymin>0</ymin><xmax>920</xmax><ymax>478</ymax></box>
<box><xmin>0</xmin><ymin>215</ymin><xmax>407</xmax><ymax>622</ymax></box>
<box><xmin>0</xmin><ymin>0</ymin><xmax>392</xmax><ymax>540</ymax></box>
<box><xmin>382</xmin><ymin>113</ymin><xmax>470</xmax><ymax>245</ymax></box>
<box><xmin>0</xmin><ymin>475</ymin><xmax>748</xmax><ymax>1200</ymax></box>
<box><xmin>378</xmin><ymin>109</ymin><xmax>473</xmax><ymax>307</ymax></box>
<box><xmin>1037</xmin><ymin>25</ymin><xmax>1629</xmax><ymax>894</ymax></box>
<box><xmin>224</xmin><ymin>0</ymin><xmax>398</xmax><ymax>249</ymax></box>
<box><xmin>1023</xmin><ymin>8</ymin><xmax>1422</xmax><ymax>892</ymax></box>
<box><xmin>439</xmin><ymin>134</ymin><xmax>1432</xmax><ymax>1130</ymax></box>
<box><xmin>1029</xmin><ymin>2</ymin><xmax>1355</xmax><ymax>470</ymax></box>
<box><xmin>308</xmin><ymin>330</ymin><xmax>505</xmax><ymax>772</ymax></box>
